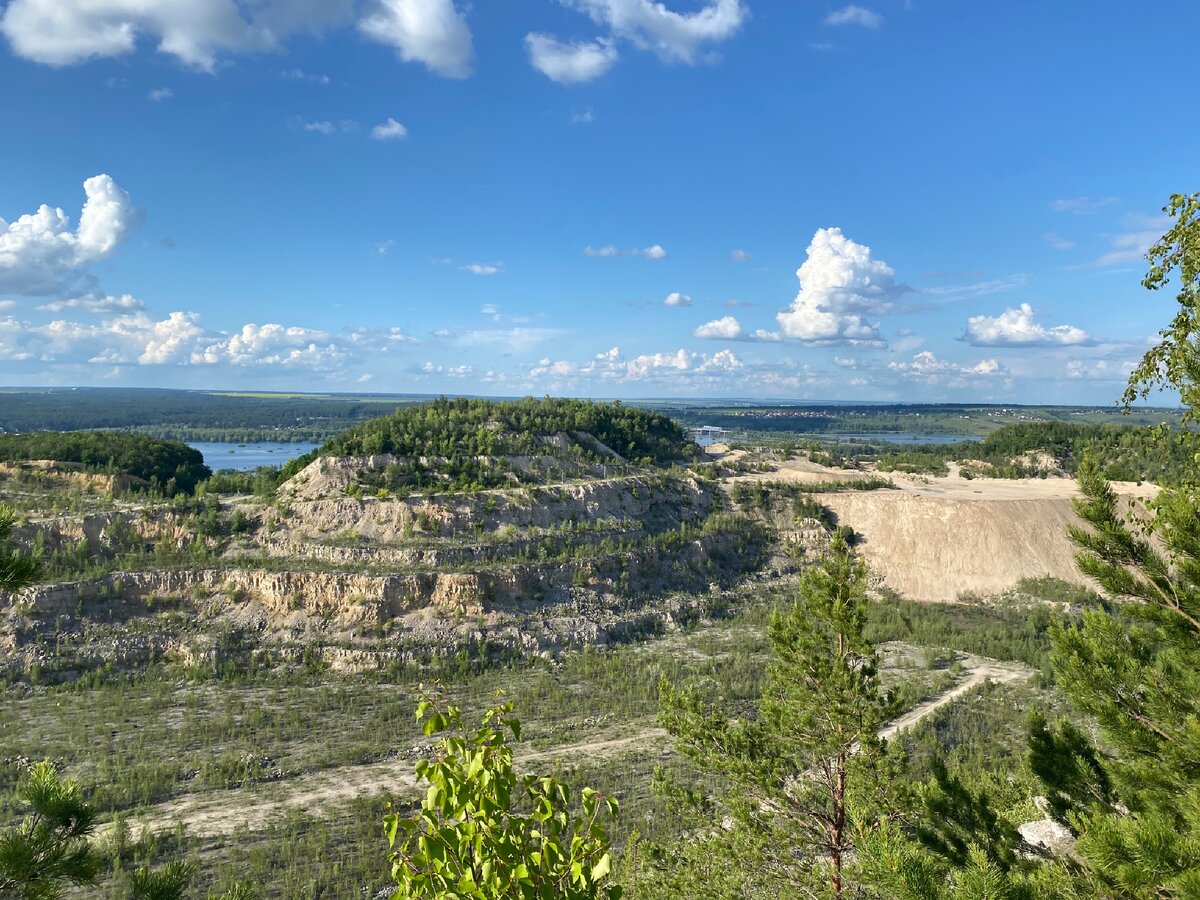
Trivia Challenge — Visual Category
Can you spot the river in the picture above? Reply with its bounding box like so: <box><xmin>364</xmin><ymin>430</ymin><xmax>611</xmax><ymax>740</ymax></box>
<box><xmin>188</xmin><ymin>441</ymin><xmax>319</xmax><ymax>471</ymax></box>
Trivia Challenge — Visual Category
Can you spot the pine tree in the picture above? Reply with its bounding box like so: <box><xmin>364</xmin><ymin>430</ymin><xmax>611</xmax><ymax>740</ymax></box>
<box><xmin>650</xmin><ymin>533</ymin><xmax>900</xmax><ymax>899</ymax></box>
<box><xmin>0</xmin><ymin>503</ymin><xmax>40</xmax><ymax>595</ymax></box>
<box><xmin>0</xmin><ymin>761</ymin><xmax>101</xmax><ymax>899</ymax></box>
<box><xmin>1031</xmin><ymin>193</ymin><xmax>1200</xmax><ymax>897</ymax></box>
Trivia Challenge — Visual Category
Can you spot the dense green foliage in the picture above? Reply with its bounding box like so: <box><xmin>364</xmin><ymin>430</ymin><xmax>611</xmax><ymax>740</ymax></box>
<box><xmin>0</xmin><ymin>433</ymin><xmax>210</xmax><ymax>494</ymax></box>
<box><xmin>0</xmin><ymin>503</ymin><xmax>41</xmax><ymax>594</ymax></box>
<box><xmin>877</xmin><ymin>420</ymin><xmax>1195</xmax><ymax>484</ymax></box>
<box><xmin>0</xmin><ymin>761</ymin><xmax>101</xmax><ymax>899</ymax></box>
<box><xmin>385</xmin><ymin>698</ymin><xmax>620</xmax><ymax>899</ymax></box>
<box><xmin>319</xmin><ymin>397</ymin><xmax>689</xmax><ymax>464</ymax></box>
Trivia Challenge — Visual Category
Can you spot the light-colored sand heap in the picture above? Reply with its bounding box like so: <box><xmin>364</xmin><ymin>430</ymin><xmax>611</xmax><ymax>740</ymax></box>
<box><xmin>818</xmin><ymin>464</ymin><xmax>1157</xmax><ymax>601</ymax></box>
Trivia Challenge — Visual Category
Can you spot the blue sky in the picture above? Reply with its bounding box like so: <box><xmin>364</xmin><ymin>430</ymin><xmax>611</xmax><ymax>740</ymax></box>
<box><xmin>1</xmin><ymin>0</ymin><xmax>1196</xmax><ymax>403</ymax></box>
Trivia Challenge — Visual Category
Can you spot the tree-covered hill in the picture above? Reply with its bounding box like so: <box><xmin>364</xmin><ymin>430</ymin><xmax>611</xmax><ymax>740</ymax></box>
<box><xmin>879</xmin><ymin>420</ymin><xmax>1194</xmax><ymax>484</ymax></box>
<box><xmin>967</xmin><ymin>421</ymin><xmax>1194</xmax><ymax>482</ymax></box>
<box><xmin>281</xmin><ymin>397</ymin><xmax>696</xmax><ymax>480</ymax></box>
<box><xmin>0</xmin><ymin>432</ymin><xmax>210</xmax><ymax>494</ymax></box>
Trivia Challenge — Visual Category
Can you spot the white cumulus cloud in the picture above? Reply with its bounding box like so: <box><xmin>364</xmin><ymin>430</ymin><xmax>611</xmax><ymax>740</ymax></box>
<box><xmin>570</xmin><ymin>0</ymin><xmax>747</xmax><ymax>64</ymax></box>
<box><xmin>693</xmin><ymin>316</ymin><xmax>742</xmax><ymax>339</ymax></box>
<box><xmin>963</xmin><ymin>303</ymin><xmax>1093</xmax><ymax>347</ymax></box>
<box><xmin>663</xmin><ymin>291</ymin><xmax>692</xmax><ymax>307</ymax></box>
<box><xmin>583</xmin><ymin>244</ymin><xmax>619</xmax><ymax>257</ymax></box>
<box><xmin>0</xmin><ymin>174</ymin><xmax>137</xmax><ymax>295</ymax></box>
<box><xmin>1</xmin><ymin>0</ymin><xmax>474</xmax><ymax>78</ymax></box>
<box><xmin>638</xmin><ymin>244</ymin><xmax>667</xmax><ymax>260</ymax></box>
<box><xmin>359</xmin><ymin>0</ymin><xmax>473</xmax><ymax>78</ymax></box>
<box><xmin>888</xmin><ymin>351</ymin><xmax>1008</xmax><ymax>384</ymax></box>
<box><xmin>775</xmin><ymin>227</ymin><xmax>904</xmax><ymax>344</ymax></box>
<box><xmin>0</xmin><ymin>0</ymin><xmax>264</xmax><ymax>70</ymax></box>
<box><xmin>525</xmin><ymin>33</ymin><xmax>618</xmax><ymax>83</ymax></box>
<box><xmin>371</xmin><ymin>117</ymin><xmax>408</xmax><ymax>140</ymax></box>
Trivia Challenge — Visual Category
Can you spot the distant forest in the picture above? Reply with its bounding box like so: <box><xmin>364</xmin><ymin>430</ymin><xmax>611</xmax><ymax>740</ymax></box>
<box><xmin>663</xmin><ymin>402</ymin><xmax>1184</xmax><ymax>437</ymax></box>
<box><xmin>0</xmin><ymin>388</ymin><xmax>419</xmax><ymax>441</ymax></box>
<box><xmin>0</xmin><ymin>432</ymin><xmax>210</xmax><ymax>493</ymax></box>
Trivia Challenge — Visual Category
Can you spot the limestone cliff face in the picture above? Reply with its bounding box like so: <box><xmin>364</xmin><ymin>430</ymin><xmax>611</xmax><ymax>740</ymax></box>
<box><xmin>274</xmin><ymin>470</ymin><xmax>713</xmax><ymax>542</ymax></box>
<box><xmin>1</xmin><ymin>451</ymin><xmax>770</xmax><ymax>682</ymax></box>
<box><xmin>14</xmin><ymin>510</ymin><xmax>191</xmax><ymax>554</ymax></box>
<box><xmin>0</xmin><ymin>460</ymin><xmax>147</xmax><ymax>496</ymax></box>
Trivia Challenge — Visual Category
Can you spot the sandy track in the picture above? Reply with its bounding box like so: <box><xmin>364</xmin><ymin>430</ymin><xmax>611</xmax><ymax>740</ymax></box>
<box><xmin>878</xmin><ymin>653</ymin><xmax>1033</xmax><ymax>741</ymax></box>
<box><xmin>117</xmin><ymin>726</ymin><xmax>670</xmax><ymax>841</ymax></box>
<box><xmin>117</xmin><ymin>652</ymin><xmax>1026</xmax><ymax>841</ymax></box>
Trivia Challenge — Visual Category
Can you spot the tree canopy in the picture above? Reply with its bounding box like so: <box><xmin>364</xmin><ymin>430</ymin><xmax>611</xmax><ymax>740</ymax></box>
<box><xmin>0</xmin><ymin>432</ymin><xmax>210</xmax><ymax>494</ymax></box>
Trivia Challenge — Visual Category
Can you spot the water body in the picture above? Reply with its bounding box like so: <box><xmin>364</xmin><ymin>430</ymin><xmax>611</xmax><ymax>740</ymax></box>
<box><xmin>811</xmin><ymin>432</ymin><xmax>983</xmax><ymax>445</ymax></box>
<box><xmin>189</xmin><ymin>441</ymin><xmax>319</xmax><ymax>471</ymax></box>
<box><xmin>696</xmin><ymin>432</ymin><xmax>982</xmax><ymax>447</ymax></box>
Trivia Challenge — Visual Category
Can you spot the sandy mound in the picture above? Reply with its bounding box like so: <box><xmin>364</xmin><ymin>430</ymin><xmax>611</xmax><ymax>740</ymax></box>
<box><xmin>817</xmin><ymin>470</ymin><xmax>1157</xmax><ymax>602</ymax></box>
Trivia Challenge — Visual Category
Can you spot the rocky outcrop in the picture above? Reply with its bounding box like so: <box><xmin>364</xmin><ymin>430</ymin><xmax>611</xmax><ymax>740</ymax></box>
<box><xmin>0</xmin><ymin>460</ymin><xmax>148</xmax><ymax>496</ymax></box>
<box><xmin>276</xmin><ymin>473</ymin><xmax>713</xmax><ymax>542</ymax></box>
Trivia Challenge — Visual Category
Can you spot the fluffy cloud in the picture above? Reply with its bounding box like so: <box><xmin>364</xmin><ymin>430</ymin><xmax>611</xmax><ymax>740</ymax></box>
<box><xmin>148</xmin><ymin>87</ymin><xmax>173</xmax><ymax>101</ymax></box>
<box><xmin>359</xmin><ymin>0</ymin><xmax>473</xmax><ymax>78</ymax></box>
<box><xmin>420</xmin><ymin>361</ymin><xmax>473</xmax><ymax>377</ymax></box>
<box><xmin>0</xmin><ymin>174</ymin><xmax>137</xmax><ymax>295</ymax></box>
<box><xmin>38</xmin><ymin>293</ymin><xmax>146</xmax><ymax>314</ymax></box>
<box><xmin>1</xmin><ymin>0</ymin><xmax>471</xmax><ymax>77</ymax></box>
<box><xmin>0</xmin><ymin>307</ymin><xmax>415</xmax><ymax>374</ymax></box>
<box><xmin>693</xmin><ymin>315</ymin><xmax>742</xmax><ymax>339</ymax></box>
<box><xmin>963</xmin><ymin>303</ymin><xmax>1093</xmax><ymax>347</ymax></box>
<box><xmin>888</xmin><ymin>351</ymin><xmax>1007</xmax><ymax>383</ymax></box>
<box><xmin>775</xmin><ymin>227</ymin><xmax>904</xmax><ymax>344</ymax></box>
<box><xmin>825</xmin><ymin>5</ymin><xmax>883</xmax><ymax>27</ymax></box>
<box><xmin>625</xmin><ymin>347</ymin><xmax>742</xmax><ymax>380</ymax></box>
<box><xmin>663</xmin><ymin>291</ymin><xmax>692</xmax><ymax>307</ymax></box>
<box><xmin>370</xmin><ymin>117</ymin><xmax>408</xmax><ymax>140</ymax></box>
<box><xmin>583</xmin><ymin>244</ymin><xmax>667</xmax><ymax>259</ymax></box>
<box><xmin>529</xmin><ymin>358</ymin><xmax>578</xmax><ymax>378</ymax></box>
<box><xmin>0</xmin><ymin>0</ymin><xmax>262</xmax><ymax>69</ymax></box>
<box><xmin>525</xmin><ymin>33</ymin><xmax>618</xmax><ymax>83</ymax></box>
<box><xmin>570</xmin><ymin>0</ymin><xmax>746</xmax><ymax>64</ymax></box>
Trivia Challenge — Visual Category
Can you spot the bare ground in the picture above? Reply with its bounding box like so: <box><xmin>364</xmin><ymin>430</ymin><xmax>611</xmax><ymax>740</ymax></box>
<box><xmin>115</xmin><ymin>650</ymin><xmax>1029</xmax><ymax>841</ymax></box>
<box><xmin>751</xmin><ymin>456</ymin><xmax>1158</xmax><ymax>602</ymax></box>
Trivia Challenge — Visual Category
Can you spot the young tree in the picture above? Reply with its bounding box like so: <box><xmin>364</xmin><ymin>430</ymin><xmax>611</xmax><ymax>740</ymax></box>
<box><xmin>0</xmin><ymin>503</ymin><xmax>40</xmax><ymax>594</ymax></box>
<box><xmin>652</xmin><ymin>533</ymin><xmax>899</xmax><ymax>899</ymax></box>
<box><xmin>384</xmin><ymin>695</ymin><xmax>621</xmax><ymax>899</ymax></box>
<box><xmin>1030</xmin><ymin>192</ymin><xmax>1200</xmax><ymax>897</ymax></box>
<box><xmin>0</xmin><ymin>761</ymin><xmax>101</xmax><ymax>899</ymax></box>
